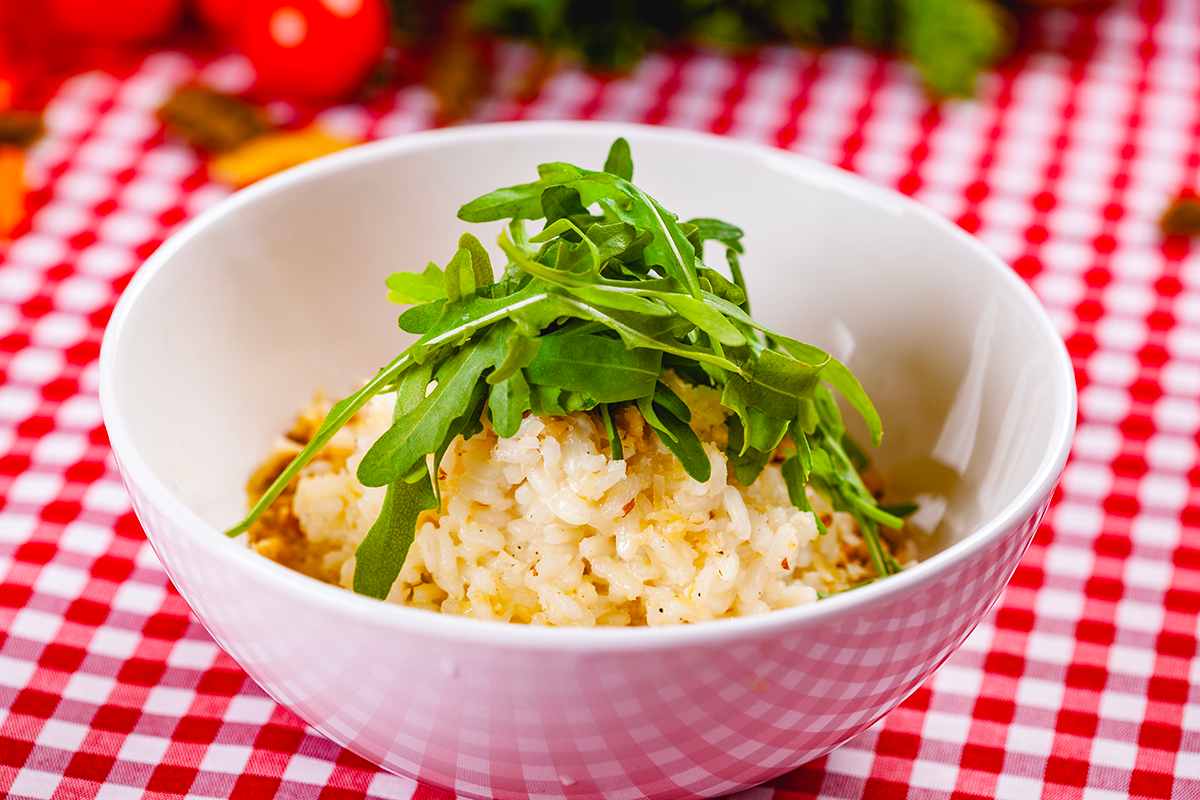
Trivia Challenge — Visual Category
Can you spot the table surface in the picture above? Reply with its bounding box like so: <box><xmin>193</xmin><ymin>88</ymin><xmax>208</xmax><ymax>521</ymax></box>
<box><xmin>3</xmin><ymin>1</ymin><xmax>1199</xmax><ymax>798</ymax></box>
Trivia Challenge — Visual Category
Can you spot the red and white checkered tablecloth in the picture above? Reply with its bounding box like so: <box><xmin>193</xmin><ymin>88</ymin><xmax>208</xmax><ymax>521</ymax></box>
<box><xmin>2</xmin><ymin>1</ymin><xmax>1199</xmax><ymax>798</ymax></box>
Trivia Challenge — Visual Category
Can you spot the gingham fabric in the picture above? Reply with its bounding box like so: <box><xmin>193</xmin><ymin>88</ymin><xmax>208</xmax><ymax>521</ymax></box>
<box><xmin>2</xmin><ymin>1</ymin><xmax>1198</xmax><ymax>798</ymax></box>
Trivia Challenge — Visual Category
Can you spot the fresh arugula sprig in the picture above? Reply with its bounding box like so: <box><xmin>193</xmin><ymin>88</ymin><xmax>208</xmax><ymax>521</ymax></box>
<box><xmin>227</xmin><ymin>138</ymin><xmax>905</xmax><ymax>598</ymax></box>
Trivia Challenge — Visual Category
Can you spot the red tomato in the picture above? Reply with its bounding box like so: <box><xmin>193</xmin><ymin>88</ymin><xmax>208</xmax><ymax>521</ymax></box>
<box><xmin>237</xmin><ymin>0</ymin><xmax>389</xmax><ymax>101</ymax></box>
<box><xmin>195</xmin><ymin>0</ymin><xmax>246</xmax><ymax>35</ymax></box>
<box><xmin>48</xmin><ymin>0</ymin><xmax>182</xmax><ymax>42</ymax></box>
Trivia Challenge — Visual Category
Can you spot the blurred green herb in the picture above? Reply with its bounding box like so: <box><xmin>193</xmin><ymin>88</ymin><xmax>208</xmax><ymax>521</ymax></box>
<box><xmin>396</xmin><ymin>0</ymin><xmax>1010</xmax><ymax>98</ymax></box>
<box><xmin>227</xmin><ymin>139</ymin><xmax>905</xmax><ymax>598</ymax></box>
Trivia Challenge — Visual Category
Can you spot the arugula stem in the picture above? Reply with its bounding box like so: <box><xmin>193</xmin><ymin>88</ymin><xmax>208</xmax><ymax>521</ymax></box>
<box><xmin>600</xmin><ymin>403</ymin><xmax>623</xmax><ymax>461</ymax></box>
<box><xmin>225</xmin><ymin>351</ymin><xmax>414</xmax><ymax>537</ymax></box>
<box><xmin>726</xmin><ymin>250</ymin><xmax>750</xmax><ymax>314</ymax></box>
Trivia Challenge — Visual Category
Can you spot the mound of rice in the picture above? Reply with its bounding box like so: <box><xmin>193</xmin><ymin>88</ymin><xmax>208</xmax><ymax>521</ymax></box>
<box><xmin>247</xmin><ymin>377</ymin><xmax>907</xmax><ymax>626</ymax></box>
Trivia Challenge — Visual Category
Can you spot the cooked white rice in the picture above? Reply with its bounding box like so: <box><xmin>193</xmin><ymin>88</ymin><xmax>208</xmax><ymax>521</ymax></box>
<box><xmin>248</xmin><ymin>378</ymin><xmax>891</xmax><ymax>626</ymax></box>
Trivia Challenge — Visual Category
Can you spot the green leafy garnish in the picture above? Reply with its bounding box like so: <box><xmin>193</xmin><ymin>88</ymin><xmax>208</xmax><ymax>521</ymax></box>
<box><xmin>227</xmin><ymin>138</ymin><xmax>904</xmax><ymax>599</ymax></box>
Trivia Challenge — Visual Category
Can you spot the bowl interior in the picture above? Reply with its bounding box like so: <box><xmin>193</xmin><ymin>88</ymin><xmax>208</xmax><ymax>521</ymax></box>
<box><xmin>106</xmin><ymin>124</ymin><xmax>1071</xmax><ymax>559</ymax></box>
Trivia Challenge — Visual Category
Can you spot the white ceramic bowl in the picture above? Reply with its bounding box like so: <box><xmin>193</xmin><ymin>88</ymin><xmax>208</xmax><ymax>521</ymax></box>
<box><xmin>99</xmin><ymin>122</ymin><xmax>1075</xmax><ymax>800</ymax></box>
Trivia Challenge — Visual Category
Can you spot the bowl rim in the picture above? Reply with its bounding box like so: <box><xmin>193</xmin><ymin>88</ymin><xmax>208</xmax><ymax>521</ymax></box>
<box><xmin>99</xmin><ymin>120</ymin><xmax>1077</xmax><ymax>652</ymax></box>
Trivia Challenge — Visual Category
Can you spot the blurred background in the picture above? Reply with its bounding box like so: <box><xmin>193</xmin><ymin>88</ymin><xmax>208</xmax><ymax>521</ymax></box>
<box><xmin>15</xmin><ymin>3</ymin><xmax>1200</xmax><ymax>800</ymax></box>
<box><xmin>0</xmin><ymin>0</ymin><xmax>1123</xmax><ymax>239</ymax></box>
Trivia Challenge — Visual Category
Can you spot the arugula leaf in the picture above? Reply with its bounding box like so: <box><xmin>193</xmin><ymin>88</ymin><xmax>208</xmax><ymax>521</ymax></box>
<box><xmin>489</xmin><ymin>328</ymin><xmax>541</xmax><ymax>384</ymax></box>
<box><xmin>358</xmin><ymin>326</ymin><xmax>506</xmax><ymax>486</ymax></box>
<box><xmin>814</xmin><ymin>386</ymin><xmax>845</xmax><ymax>439</ymax></box>
<box><xmin>458</xmin><ymin>162</ymin><xmax>623</xmax><ymax>224</ymax></box>
<box><xmin>743</xmin><ymin>406</ymin><xmax>790</xmax><ymax>454</ymax></box>
<box><xmin>722</xmin><ymin>348</ymin><xmax>824</xmax><ymax>424</ymax></box>
<box><xmin>599</xmin><ymin>188</ymin><xmax>702</xmax><ymax>298</ymax></box>
<box><xmin>498</xmin><ymin>230</ymin><xmax>672</xmax><ymax>316</ymax></box>
<box><xmin>458</xmin><ymin>232</ymin><xmax>494</xmax><ymax>288</ymax></box>
<box><xmin>541</xmin><ymin>185</ymin><xmax>591</xmax><ymax>224</ymax></box>
<box><xmin>651</xmin><ymin>380</ymin><xmax>690</xmax><ymax>423</ymax></box>
<box><xmin>431</xmin><ymin>380</ymin><xmax>490</xmax><ymax>505</ymax></box>
<box><xmin>600</xmin><ymin>402</ymin><xmax>623</xmax><ymax>460</ymax></box>
<box><xmin>387</xmin><ymin>262</ymin><xmax>446</xmax><ymax>304</ymax></box>
<box><xmin>645</xmin><ymin>399</ymin><xmax>711</xmax><ymax>483</ymax></box>
<box><xmin>404</xmin><ymin>286</ymin><xmax>557</xmax><ymax>364</ymax></box>
<box><xmin>352</xmin><ymin>471</ymin><xmax>437</xmax><ymax>600</ymax></box>
<box><xmin>529</xmin><ymin>384</ymin><xmax>596</xmax><ymax>415</ymax></box>
<box><xmin>526</xmin><ymin>335</ymin><xmax>662</xmax><ymax>403</ymax></box>
<box><xmin>706</xmin><ymin>293</ymin><xmax>882</xmax><ymax>446</ymax></box>
<box><xmin>585</xmin><ymin>221</ymin><xmax>638</xmax><ymax>263</ymax></box>
<box><xmin>789</xmin><ymin>418</ymin><xmax>814</xmax><ymax>476</ymax></box>
<box><xmin>697</xmin><ymin>266</ymin><xmax>746</xmax><ymax>307</ymax></box>
<box><xmin>488</xmin><ymin>369</ymin><xmax>530</xmax><ymax>438</ymax></box>
<box><xmin>524</xmin><ymin>295</ymin><xmax>741</xmax><ymax>372</ymax></box>
<box><xmin>397</xmin><ymin>299</ymin><xmax>444</xmax><ymax>334</ymax></box>
<box><xmin>635</xmin><ymin>392</ymin><xmax>672</xmax><ymax>442</ymax></box>
<box><xmin>781</xmin><ymin>453</ymin><xmax>828</xmax><ymax>538</ymax></box>
<box><xmin>818</xmin><ymin>356</ymin><xmax>882</xmax><ymax>448</ymax></box>
<box><xmin>686</xmin><ymin>217</ymin><xmax>744</xmax><ymax>254</ymax></box>
<box><xmin>725</xmin><ymin>248</ymin><xmax>749</xmax><ymax>313</ymax></box>
<box><xmin>457</xmin><ymin>383</ymin><xmax>489</xmax><ymax>443</ymax></box>
<box><xmin>849</xmin><ymin>494</ymin><xmax>906</xmax><ymax>530</ymax></box>
<box><xmin>457</xmin><ymin>174</ymin><xmax>570</xmax><ymax>223</ymax></box>
<box><xmin>725</xmin><ymin>414</ymin><xmax>773</xmax><ymax>487</ymax></box>
<box><xmin>444</xmin><ymin>246</ymin><xmax>479</xmax><ymax>303</ymax></box>
<box><xmin>687</xmin><ymin>216</ymin><xmax>750</xmax><ymax>312</ymax></box>
<box><xmin>842</xmin><ymin>431</ymin><xmax>871</xmax><ymax>473</ymax></box>
<box><xmin>879</xmin><ymin>502</ymin><xmax>918</xmax><ymax>519</ymax></box>
<box><xmin>660</xmin><ymin>294</ymin><xmax>745</xmax><ymax>347</ymax></box>
<box><xmin>603</xmin><ymin>137</ymin><xmax>633</xmax><ymax>181</ymax></box>
<box><xmin>797</xmin><ymin>397</ymin><xmax>819</xmax><ymax>435</ymax></box>
<box><xmin>395</xmin><ymin>359</ymin><xmax>434</xmax><ymax>414</ymax></box>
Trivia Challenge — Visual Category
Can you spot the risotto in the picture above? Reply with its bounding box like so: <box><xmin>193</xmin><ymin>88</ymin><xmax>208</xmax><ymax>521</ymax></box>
<box><xmin>245</xmin><ymin>377</ymin><xmax>915</xmax><ymax>627</ymax></box>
